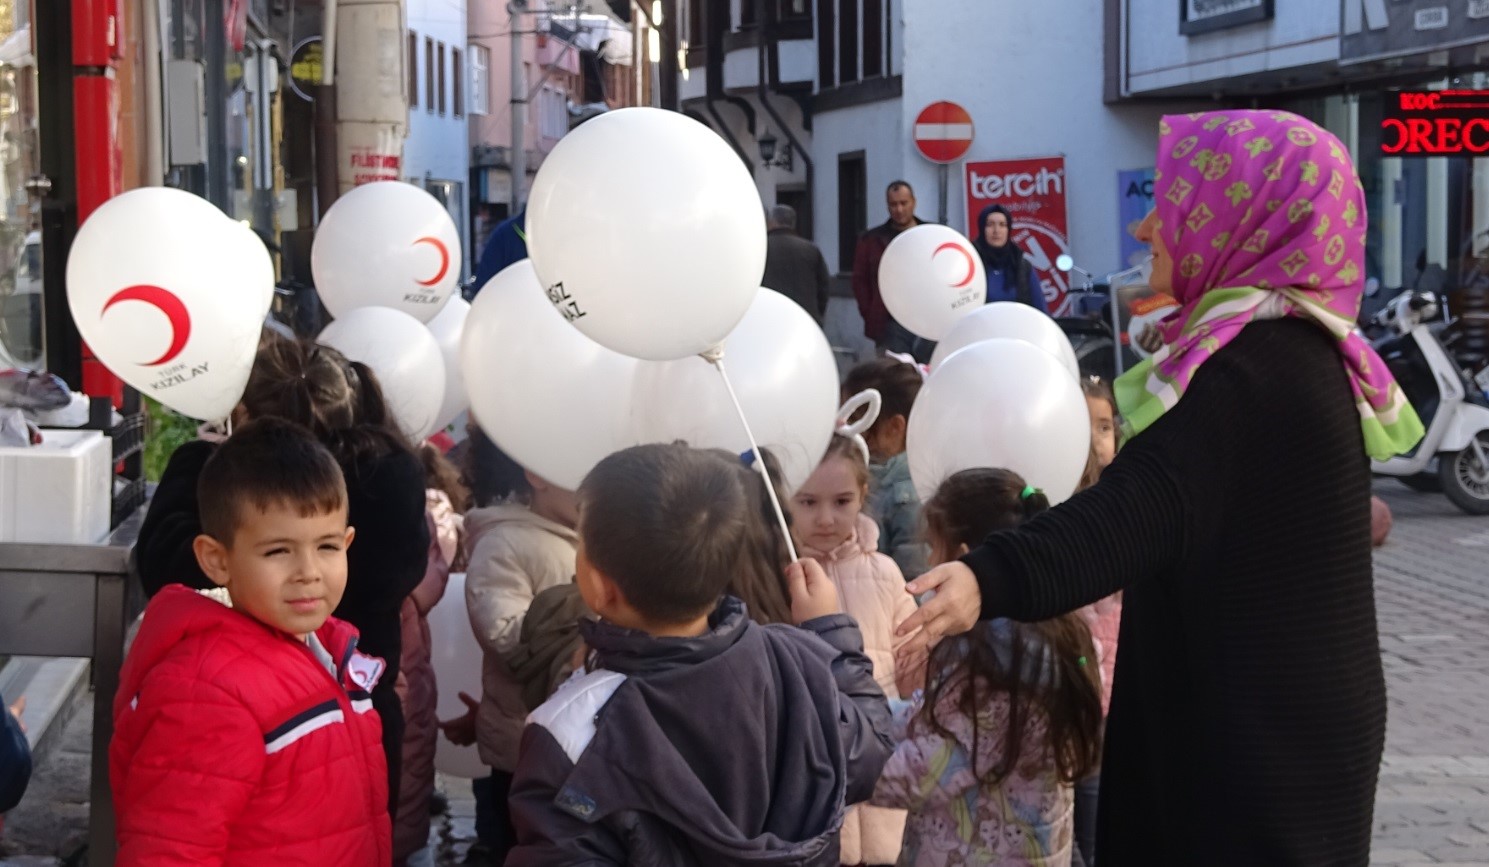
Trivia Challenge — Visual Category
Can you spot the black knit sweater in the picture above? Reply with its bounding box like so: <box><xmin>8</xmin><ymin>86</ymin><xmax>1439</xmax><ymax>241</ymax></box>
<box><xmin>962</xmin><ymin>318</ymin><xmax>1382</xmax><ymax>866</ymax></box>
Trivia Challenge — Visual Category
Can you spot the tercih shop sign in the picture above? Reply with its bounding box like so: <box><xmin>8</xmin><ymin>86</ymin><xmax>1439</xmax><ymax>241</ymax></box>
<box><xmin>1381</xmin><ymin>90</ymin><xmax>1489</xmax><ymax>156</ymax></box>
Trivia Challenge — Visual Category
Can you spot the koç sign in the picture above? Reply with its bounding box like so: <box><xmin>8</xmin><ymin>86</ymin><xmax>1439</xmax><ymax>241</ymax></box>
<box><xmin>1380</xmin><ymin>90</ymin><xmax>1489</xmax><ymax>156</ymax></box>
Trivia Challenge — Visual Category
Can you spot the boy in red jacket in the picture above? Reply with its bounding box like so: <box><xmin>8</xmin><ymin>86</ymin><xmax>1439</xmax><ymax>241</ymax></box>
<box><xmin>110</xmin><ymin>419</ymin><xmax>392</xmax><ymax>866</ymax></box>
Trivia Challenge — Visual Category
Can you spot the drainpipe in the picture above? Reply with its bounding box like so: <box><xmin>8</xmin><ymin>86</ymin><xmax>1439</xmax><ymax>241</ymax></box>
<box><xmin>509</xmin><ymin>1</ymin><xmax>526</xmax><ymax>212</ymax></box>
<box><xmin>754</xmin><ymin>0</ymin><xmax>811</xmax><ymax>198</ymax></box>
<box><xmin>142</xmin><ymin>0</ymin><xmax>165</xmax><ymax>182</ymax></box>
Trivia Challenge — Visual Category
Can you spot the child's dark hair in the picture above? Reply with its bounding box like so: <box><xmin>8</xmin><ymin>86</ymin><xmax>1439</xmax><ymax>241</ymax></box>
<box><xmin>463</xmin><ymin>424</ymin><xmax>533</xmax><ymax>507</ymax></box>
<box><xmin>919</xmin><ymin>468</ymin><xmax>1103</xmax><ymax>787</ymax></box>
<box><xmin>579</xmin><ymin>444</ymin><xmax>749</xmax><ymax>625</ymax></box>
<box><xmin>421</xmin><ymin>443</ymin><xmax>471</xmax><ymax>513</ymax></box>
<box><xmin>708</xmin><ymin>448</ymin><xmax>793</xmax><ymax>625</ymax></box>
<box><xmin>841</xmin><ymin>357</ymin><xmax>923</xmax><ymax>431</ymax></box>
<box><xmin>197</xmin><ymin>418</ymin><xmax>347</xmax><ymax>545</ymax></box>
<box><xmin>240</xmin><ymin>334</ymin><xmax>411</xmax><ymax>468</ymax></box>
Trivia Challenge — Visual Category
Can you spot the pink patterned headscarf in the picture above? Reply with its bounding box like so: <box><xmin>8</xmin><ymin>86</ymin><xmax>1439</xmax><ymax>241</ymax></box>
<box><xmin>1114</xmin><ymin>110</ymin><xmax>1423</xmax><ymax>460</ymax></box>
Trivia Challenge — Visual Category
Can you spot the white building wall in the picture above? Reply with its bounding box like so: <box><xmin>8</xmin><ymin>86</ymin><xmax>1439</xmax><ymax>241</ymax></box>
<box><xmin>406</xmin><ymin>0</ymin><xmax>471</xmax><ymax>271</ymax></box>
<box><xmin>887</xmin><ymin>0</ymin><xmax>1190</xmax><ymax>275</ymax></box>
<box><xmin>1125</xmin><ymin>0</ymin><xmax>1338</xmax><ymax>95</ymax></box>
<box><xmin>811</xmin><ymin>98</ymin><xmax>901</xmax><ymax>272</ymax></box>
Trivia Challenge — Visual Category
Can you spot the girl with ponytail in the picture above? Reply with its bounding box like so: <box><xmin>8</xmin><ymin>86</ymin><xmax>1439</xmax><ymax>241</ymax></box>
<box><xmin>871</xmin><ymin>468</ymin><xmax>1102</xmax><ymax>866</ymax></box>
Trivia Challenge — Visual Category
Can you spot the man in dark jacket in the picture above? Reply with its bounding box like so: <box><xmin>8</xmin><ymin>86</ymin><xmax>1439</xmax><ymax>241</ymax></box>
<box><xmin>762</xmin><ymin>205</ymin><xmax>831</xmax><ymax>325</ymax></box>
<box><xmin>852</xmin><ymin>181</ymin><xmax>924</xmax><ymax>354</ymax></box>
<box><xmin>1</xmin><ymin>691</ymin><xmax>30</xmax><ymax>822</ymax></box>
<box><xmin>507</xmin><ymin>444</ymin><xmax>895</xmax><ymax>867</ymax></box>
<box><xmin>473</xmin><ymin>210</ymin><xmax>527</xmax><ymax>296</ymax></box>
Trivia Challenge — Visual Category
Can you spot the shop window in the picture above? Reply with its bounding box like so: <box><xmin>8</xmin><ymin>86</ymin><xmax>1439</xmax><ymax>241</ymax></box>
<box><xmin>424</xmin><ymin>37</ymin><xmax>434</xmax><ymax>112</ymax></box>
<box><xmin>437</xmin><ymin>43</ymin><xmax>447</xmax><ymax>115</ymax></box>
<box><xmin>862</xmin><ymin>0</ymin><xmax>882</xmax><ymax>77</ymax></box>
<box><xmin>408</xmin><ymin>31</ymin><xmax>418</xmax><ymax>108</ymax></box>
<box><xmin>470</xmin><ymin>44</ymin><xmax>490</xmax><ymax>115</ymax></box>
<box><xmin>838</xmin><ymin>0</ymin><xmax>857</xmax><ymax>85</ymax></box>
<box><xmin>453</xmin><ymin>48</ymin><xmax>464</xmax><ymax>117</ymax></box>
<box><xmin>817</xmin><ymin>0</ymin><xmax>834</xmax><ymax>89</ymax></box>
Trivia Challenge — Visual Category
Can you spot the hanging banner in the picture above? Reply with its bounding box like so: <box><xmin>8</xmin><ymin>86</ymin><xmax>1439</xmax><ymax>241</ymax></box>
<box><xmin>1118</xmin><ymin>167</ymin><xmax>1155</xmax><ymax>269</ymax></box>
<box><xmin>965</xmin><ymin>156</ymin><xmax>1072</xmax><ymax>314</ymax></box>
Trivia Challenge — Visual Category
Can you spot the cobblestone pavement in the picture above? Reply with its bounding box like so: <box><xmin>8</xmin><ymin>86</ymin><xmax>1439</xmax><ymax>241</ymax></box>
<box><xmin>1</xmin><ymin>482</ymin><xmax>1485</xmax><ymax>865</ymax></box>
<box><xmin>1369</xmin><ymin>484</ymin><xmax>1489</xmax><ymax>867</ymax></box>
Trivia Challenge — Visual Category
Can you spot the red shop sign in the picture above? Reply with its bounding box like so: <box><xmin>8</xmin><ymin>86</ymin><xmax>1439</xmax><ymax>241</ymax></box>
<box><xmin>1380</xmin><ymin>90</ymin><xmax>1489</xmax><ymax>156</ymax></box>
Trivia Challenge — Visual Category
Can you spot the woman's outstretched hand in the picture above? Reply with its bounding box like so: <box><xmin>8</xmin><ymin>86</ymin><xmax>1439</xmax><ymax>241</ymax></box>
<box><xmin>894</xmin><ymin>562</ymin><xmax>982</xmax><ymax>674</ymax></box>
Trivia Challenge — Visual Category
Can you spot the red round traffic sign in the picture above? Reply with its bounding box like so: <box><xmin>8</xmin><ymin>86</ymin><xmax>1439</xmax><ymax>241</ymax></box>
<box><xmin>913</xmin><ymin>101</ymin><xmax>974</xmax><ymax>164</ymax></box>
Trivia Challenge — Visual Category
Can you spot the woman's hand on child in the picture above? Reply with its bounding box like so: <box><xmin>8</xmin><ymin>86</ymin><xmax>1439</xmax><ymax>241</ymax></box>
<box><xmin>786</xmin><ymin>558</ymin><xmax>840</xmax><ymax>625</ymax></box>
<box><xmin>437</xmin><ymin>692</ymin><xmax>480</xmax><ymax>746</ymax></box>
<box><xmin>894</xmin><ymin>562</ymin><xmax>981</xmax><ymax>672</ymax></box>
<box><xmin>7</xmin><ymin>696</ymin><xmax>24</xmax><ymax>734</ymax></box>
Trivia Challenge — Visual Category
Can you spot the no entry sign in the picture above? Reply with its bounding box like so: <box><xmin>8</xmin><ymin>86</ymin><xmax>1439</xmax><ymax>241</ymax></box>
<box><xmin>914</xmin><ymin>101</ymin><xmax>974</xmax><ymax>164</ymax></box>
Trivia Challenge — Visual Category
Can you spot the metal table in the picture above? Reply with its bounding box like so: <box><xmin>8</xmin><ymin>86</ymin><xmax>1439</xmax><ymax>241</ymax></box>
<box><xmin>0</xmin><ymin>509</ymin><xmax>144</xmax><ymax>867</ymax></box>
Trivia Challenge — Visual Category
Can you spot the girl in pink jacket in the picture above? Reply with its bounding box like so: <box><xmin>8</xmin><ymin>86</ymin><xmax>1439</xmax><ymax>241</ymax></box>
<box><xmin>791</xmin><ymin>434</ymin><xmax>917</xmax><ymax>866</ymax></box>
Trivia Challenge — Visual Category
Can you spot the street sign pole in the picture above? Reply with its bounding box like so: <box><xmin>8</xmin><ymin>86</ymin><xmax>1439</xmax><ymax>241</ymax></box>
<box><xmin>938</xmin><ymin>163</ymin><xmax>949</xmax><ymax>225</ymax></box>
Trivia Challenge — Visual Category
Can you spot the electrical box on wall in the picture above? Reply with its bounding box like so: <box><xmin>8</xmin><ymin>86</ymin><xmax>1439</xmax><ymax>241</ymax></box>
<box><xmin>165</xmin><ymin>59</ymin><xmax>207</xmax><ymax>166</ymax></box>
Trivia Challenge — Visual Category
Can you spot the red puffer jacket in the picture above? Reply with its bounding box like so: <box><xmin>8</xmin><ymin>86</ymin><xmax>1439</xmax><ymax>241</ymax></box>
<box><xmin>110</xmin><ymin>586</ymin><xmax>391</xmax><ymax>866</ymax></box>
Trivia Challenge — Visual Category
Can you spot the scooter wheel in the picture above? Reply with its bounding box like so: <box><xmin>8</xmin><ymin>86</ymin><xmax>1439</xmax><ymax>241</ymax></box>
<box><xmin>1438</xmin><ymin>436</ymin><xmax>1489</xmax><ymax>515</ymax></box>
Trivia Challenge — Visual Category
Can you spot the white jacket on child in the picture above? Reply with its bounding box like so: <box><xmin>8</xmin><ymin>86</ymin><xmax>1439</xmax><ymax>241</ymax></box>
<box><xmin>798</xmin><ymin>513</ymin><xmax>916</xmax><ymax>866</ymax></box>
<box><xmin>464</xmin><ymin>504</ymin><xmax>577</xmax><ymax>772</ymax></box>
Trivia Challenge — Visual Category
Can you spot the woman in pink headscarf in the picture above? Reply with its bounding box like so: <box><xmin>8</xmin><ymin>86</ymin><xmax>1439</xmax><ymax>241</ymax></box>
<box><xmin>895</xmin><ymin>110</ymin><xmax>1423</xmax><ymax>865</ymax></box>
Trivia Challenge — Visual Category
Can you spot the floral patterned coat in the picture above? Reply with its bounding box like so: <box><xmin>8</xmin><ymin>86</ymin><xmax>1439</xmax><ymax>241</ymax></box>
<box><xmin>870</xmin><ymin>623</ymin><xmax>1075</xmax><ymax>867</ymax></box>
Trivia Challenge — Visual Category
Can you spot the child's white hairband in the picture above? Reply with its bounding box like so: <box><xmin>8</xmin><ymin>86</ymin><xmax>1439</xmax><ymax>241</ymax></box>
<box><xmin>836</xmin><ymin>388</ymin><xmax>882</xmax><ymax>465</ymax></box>
<box><xmin>884</xmin><ymin>351</ymin><xmax>930</xmax><ymax>382</ymax></box>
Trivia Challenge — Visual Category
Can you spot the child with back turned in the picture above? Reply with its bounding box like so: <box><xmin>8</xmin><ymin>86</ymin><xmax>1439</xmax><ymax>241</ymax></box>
<box><xmin>110</xmin><ymin>419</ymin><xmax>391</xmax><ymax>866</ymax></box>
<box><xmin>506</xmin><ymin>443</ymin><xmax>896</xmax><ymax>867</ymax></box>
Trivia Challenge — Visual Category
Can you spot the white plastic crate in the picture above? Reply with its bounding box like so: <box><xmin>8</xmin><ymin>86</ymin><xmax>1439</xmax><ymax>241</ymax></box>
<box><xmin>0</xmin><ymin>429</ymin><xmax>112</xmax><ymax>544</ymax></box>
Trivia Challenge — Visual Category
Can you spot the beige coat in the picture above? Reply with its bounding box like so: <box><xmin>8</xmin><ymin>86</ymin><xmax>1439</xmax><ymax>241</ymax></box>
<box><xmin>463</xmin><ymin>504</ymin><xmax>577</xmax><ymax>772</ymax></box>
<box><xmin>799</xmin><ymin>514</ymin><xmax>916</xmax><ymax>866</ymax></box>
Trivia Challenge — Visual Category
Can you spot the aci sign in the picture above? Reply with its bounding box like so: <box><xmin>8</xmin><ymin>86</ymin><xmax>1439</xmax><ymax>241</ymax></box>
<box><xmin>1380</xmin><ymin>91</ymin><xmax>1489</xmax><ymax>156</ymax></box>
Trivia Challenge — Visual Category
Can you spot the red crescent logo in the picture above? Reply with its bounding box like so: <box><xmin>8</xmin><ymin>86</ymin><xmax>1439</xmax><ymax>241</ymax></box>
<box><xmin>413</xmin><ymin>236</ymin><xmax>451</xmax><ymax>287</ymax></box>
<box><xmin>933</xmin><ymin>242</ymin><xmax>977</xmax><ymax>288</ymax></box>
<box><xmin>101</xmin><ymin>284</ymin><xmax>192</xmax><ymax>367</ymax></box>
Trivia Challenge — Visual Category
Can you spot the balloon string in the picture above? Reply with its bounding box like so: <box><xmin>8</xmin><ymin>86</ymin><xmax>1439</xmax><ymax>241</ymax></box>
<box><xmin>710</xmin><ymin>356</ymin><xmax>799</xmax><ymax>563</ymax></box>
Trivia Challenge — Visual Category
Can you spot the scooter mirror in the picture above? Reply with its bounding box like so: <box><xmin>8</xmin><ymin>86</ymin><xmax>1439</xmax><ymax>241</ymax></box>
<box><xmin>1365</xmin><ymin>277</ymin><xmax>1380</xmax><ymax>297</ymax></box>
<box><xmin>1056</xmin><ymin>254</ymin><xmax>1074</xmax><ymax>273</ymax></box>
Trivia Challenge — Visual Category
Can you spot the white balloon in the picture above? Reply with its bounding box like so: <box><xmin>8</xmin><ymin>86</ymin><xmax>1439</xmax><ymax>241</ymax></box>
<box><xmin>65</xmin><ymin>187</ymin><xmax>271</xmax><ymax>421</ymax></box>
<box><xmin>878</xmin><ymin>225</ymin><xmax>987</xmax><ymax>341</ymax></box>
<box><xmin>460</xmin><ymin>260</ymin><xmax>640</xmax><ymax>490</ymax></box>
<box><xmin>427</xmin><ymin>297</ymin><xmax>471</xmax><ymax>433</ymax></box>
<box><xmin>908</xmin><ymin>338</ymin><xmax>1089</xmax><ymax>505</ymax></box>
<box><xmin>428</xmin><ymin>572</ymin><xmax>486</xmax><ymax>779</ymax></box>
<box><xmin>930</xmin><ymin>301</ymin><xmax>1080</xmax><ymax>376</ymax></box>
<box><xmin>318</xmin><ymin>307</ymin><xmax>446</xmax><ymax>441</ymax></box>
<box><xmin>633</xmin><ymin>288</ymin><xmax>838</xmax><ymax>494</ymax></box>
<box><xmin>526</xmin><ymin>108</ymin><xmax>764</xmax><ymax>361</ymax></box>
<box><xmin>312</xmin><ymin>181</ymin><xmax>462</xmax><ymax>323</ymax></box>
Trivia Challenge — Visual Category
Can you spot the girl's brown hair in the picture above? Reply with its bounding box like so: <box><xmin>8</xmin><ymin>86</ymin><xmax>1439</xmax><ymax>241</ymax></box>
<box><xmin>1079</xmin><ymin>375</ymin><xmax>1120</xmax><ymax>492</ymax></box>
<box><xmin>708</xmin><ymin>448</ymin><xmax>794</xmax><ymax>626</ymax></box>
<box><xmin>841</xmin><ymin>357</ymin><xmax>924</xmax><ymax>429</ymax></box>
<box><xmin>420</xmin><ymin>443</ymin><xmax>471</xmax><ymax>513</ymax></box>
<box><xmin>463</xmin><ymin>424</ymin><xmax>533</xmax><ymax>508</ymax></box>
<box><xmin>821</xmin><ymin>434</ymin><xmax>871</xmax><ymax>495</ymax></box>
<box><xmin>920</xmin><ymin>468</ymin><xmax>1103</xmax><ymax>786</ymax></box>
<box><xmin>239</xmin><ymin>333</ymin><xmax>412</xmax><ymax>469</ymax></box>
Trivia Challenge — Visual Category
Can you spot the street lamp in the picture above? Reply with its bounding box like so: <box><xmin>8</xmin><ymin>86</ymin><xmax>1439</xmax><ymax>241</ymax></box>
<box><xmin>758</xmin><ymin>130</ymin><xmax>793</xmax><ymax>171</ymax></box>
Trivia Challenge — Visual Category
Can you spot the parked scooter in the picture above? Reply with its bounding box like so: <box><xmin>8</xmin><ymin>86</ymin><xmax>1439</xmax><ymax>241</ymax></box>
<box><xmin>1368</xmin><ymin>289</ymin><xmax>1489</xmax><ymax>514</ymax></box>
<box><xmin>1053</xmin><ymin>255</ymin><xmax>1146</xmax><ymax>381</ymax></box>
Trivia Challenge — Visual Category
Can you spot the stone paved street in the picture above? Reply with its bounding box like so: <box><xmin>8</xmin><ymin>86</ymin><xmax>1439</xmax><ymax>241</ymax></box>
<box><xmin>1368</xmin><ymin>484</ymin><xmax>1489</xmax><ymax>867</ymax></box>
<box><xmin>1</xmin><ymin>482</ymin><xmax>1486</xmax><ymax>865</ymax></box>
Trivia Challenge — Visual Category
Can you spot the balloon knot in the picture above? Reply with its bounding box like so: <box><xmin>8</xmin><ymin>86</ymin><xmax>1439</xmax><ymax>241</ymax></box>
<box><xmin>699</xmin><ymin>345</ymin><xmax>726</xmax><ymax>364</ymax></box>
